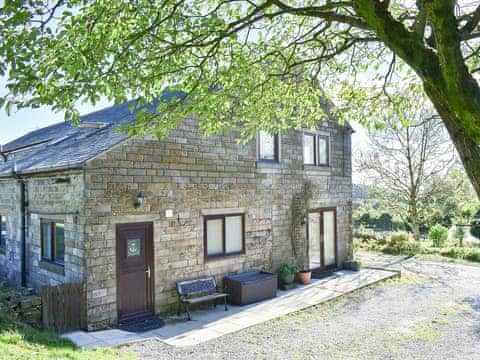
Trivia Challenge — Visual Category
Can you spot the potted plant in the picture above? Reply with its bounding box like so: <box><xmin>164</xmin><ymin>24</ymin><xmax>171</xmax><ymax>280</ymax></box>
<box><xmin>343</xmin><ymin>259</ymin><xmax>362</xmax><ymax>272</ymax></box>
<box><xmin>297</xmin><ymin>269</ymin><xmax>312</xmax><ymax>285</ymax></box>
<box><xmin>278</xmin><ymin>264</ymin><xmax>298</xmax><ymax>285</ymax></box>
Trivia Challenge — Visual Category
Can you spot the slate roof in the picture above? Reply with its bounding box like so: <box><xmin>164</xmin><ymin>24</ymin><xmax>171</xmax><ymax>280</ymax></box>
<box><xmin>0</xmin><ymin>90</ymin><xmax>350</xmax><ymax>177</ymax></box>
<box><xmin>0</xmin><ymin>94</ymin><xmax>183</xmax><ymax>177</ymax></box>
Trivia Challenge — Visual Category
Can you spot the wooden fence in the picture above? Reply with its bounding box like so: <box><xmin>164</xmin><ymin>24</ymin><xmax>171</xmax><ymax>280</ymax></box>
<box><xmin>41</xmin><ymin>283</ymin><xmax>87</xmax><ymax>332</ymax></box>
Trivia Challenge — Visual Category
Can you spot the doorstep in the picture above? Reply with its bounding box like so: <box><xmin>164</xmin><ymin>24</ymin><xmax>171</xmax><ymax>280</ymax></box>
<box><xmin>63</xmin><ymin>267</ymin><xmax>399</xmax><ymax>348</ymax></box>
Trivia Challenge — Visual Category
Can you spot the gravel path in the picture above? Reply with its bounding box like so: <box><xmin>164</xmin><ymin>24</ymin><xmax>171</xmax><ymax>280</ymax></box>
<box><xmin>121</xmin><ymin>252</ymin><xmax>480</xmax><ymax>359</ymax></box>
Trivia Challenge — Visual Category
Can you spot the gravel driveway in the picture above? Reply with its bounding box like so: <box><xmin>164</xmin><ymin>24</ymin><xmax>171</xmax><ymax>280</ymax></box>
<box><xmin>121</xmin><ymin>252</ymin><xmax>480</xmax><ymax>359</ymax></box>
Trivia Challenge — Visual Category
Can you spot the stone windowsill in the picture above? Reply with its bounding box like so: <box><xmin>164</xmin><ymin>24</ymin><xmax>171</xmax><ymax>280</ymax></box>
<box><xmin>204</xmin><ymin>252</ymin><xmax>247</xmax><ymax>263</ymax></box>
<box><xmin>303</xmin><ymin>165</ymin><xmax>331</xmax><ymax>174</ymax></box>
<box><xmin>256</xmin><ymin>159</ymin><xmax>281</xmax><ymax>167</ymax></box>
<box><xmin>256</xmin><ymin>160</ymin><xmax>283</xmax><ymax>173</ymax></box>
<box><xmin>39</xmin><ymin>260</ymin><xmax>65</xmax><ymax>276</ymax></box>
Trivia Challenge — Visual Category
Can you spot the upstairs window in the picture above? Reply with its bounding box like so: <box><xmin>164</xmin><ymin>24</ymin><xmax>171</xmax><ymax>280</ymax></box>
<box><xmin>41</xmin><ymin>220</ymin><xmax>65</xmax><ymax>265</ymax></box>
<box><xmin>317</xmin><ymin>135</ymin><xmax>329</xmax><ymax>166</ymax></box>
<box><xmin>258</xmin><ymin>131</ymin><xmax>279</xmax><ymax>162</ymax></box>
<box><xmin>303</xmin><ymin>133</ymin><xmax>316</xmax><ymax>165</ymax></box>
<box><xmin>303</xmin><ymin>132</ymin><xmax>329</xmax><ymax>167</ymax></box>
<box><xmin>0</xmin><ymin>215</ymin><xmax>6</xmax><ymax>249</ymax></box>
<box><xmin>204</xmin><ymin>214</ymin><xmax>245</xmax><ymax>259</ymax></box>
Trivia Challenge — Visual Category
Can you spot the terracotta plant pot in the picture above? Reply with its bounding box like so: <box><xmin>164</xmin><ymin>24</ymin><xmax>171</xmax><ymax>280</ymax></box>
<box><xmin>297</xmin><ymin>271</ymin><xmax>312</xmax><ymax>285</ymax></box>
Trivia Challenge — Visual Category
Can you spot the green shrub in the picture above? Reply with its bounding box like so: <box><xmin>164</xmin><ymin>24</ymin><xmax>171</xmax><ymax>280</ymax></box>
<box><xmin>355</xmin><ymin>212</ymin><xmax>373</xmax><ymax>227</ymax></box>
<box><xmin>383</xmin><ymin>232</ymin><xmax>420</xmax><ymax>254</ymax></box>
<box><xmin>471</xmin><ymin>220</ymin><xmax>480</xmax><ymax>239</ymax></box>
<box><xmin>464</xmin><ymin>249</ymin><xmax>480</xmax><ymax>262</ymax></box>
<box><xmin>389</xmin><ymin>232</ymin><xmax>410</xmax><ymax>246</ymax></box>
<box><xmin>439</xmin><ymin>247</ymin><xmax>464</xmax><ymax>259</ymax></box>
<box><xmin>376</xmin><ymin>213</ymin><xmax>393</xmax><ymax>230</ymax></box>
<box><xmin>470</xmin><ymin>208</ymin><xmax>480</xmax><ymax>238</ymax></box>
<box><xmin>421</xmin><ymin>245</ymin><xmax>480</xmax><ymax>263</ymax></box>
<box><xmin>429</xmin><ymin>224</ymin><xmax>448</xmax><ymax>247</ymax></box>
<box><xmin>278</xmin><ymin>264</ymin><xmax>298</xmax><ymax>278</ymax></box>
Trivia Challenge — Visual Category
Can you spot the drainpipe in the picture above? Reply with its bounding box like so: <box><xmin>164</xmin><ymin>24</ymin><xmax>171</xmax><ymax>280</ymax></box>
<box><xmin>12</xmin><ymin>165</ymin><xmax>28</xmax><ymax>287</ymax></box>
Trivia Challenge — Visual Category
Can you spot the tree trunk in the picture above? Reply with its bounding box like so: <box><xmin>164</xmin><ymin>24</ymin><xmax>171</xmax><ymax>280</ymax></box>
<box><xmin>409</xmin><ymin>201</ymin><xmax>421</xmax><ymax>241</ymax></box>
<box><xmin>411</xmin><ymin>221</ymin><xmax>420</xmax><ymax>242</ymax></box>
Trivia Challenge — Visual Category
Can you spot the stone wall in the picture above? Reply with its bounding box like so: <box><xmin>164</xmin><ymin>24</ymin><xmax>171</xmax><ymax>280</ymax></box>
<box><xmin>83</xmin><ymin>118</ymin><xmax>352</xmax><ymax>330</ymax></box>
<box><xmin>0</xmin><ymin>172</ymin><xmax>86</xmax><ymax>292</ymax></box>
<box><xmin>26</xmin><ymin>172</ymin><xmax>86</xmax><ymax>291</ymax></box>
<box><xmin>0</xmin><ymin>179</ymin><xmax>22</xmax><ymax>285</ymax></box>
<box><xmin>1</xmin><ymin>284</ymin><xmax>42</xmax><ymax>326</ymax></box>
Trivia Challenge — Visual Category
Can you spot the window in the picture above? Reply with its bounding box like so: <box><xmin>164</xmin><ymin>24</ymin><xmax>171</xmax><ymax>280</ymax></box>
<box><xmin>303</xmin><ymin>133</ymin><xmax>316</xmax><ymax>165</ymax></box>
<box><xmin>258</xmin><ymin>131</ymin><xmax>279</xmax><ymax>162</ymax></box>
<box><xmin>317</xmin><ymin>135</ymin><xmax>329</xmax><ymax>165</ymax></box>
<box><xmin>204</xmin><ymin>214</ymin><xmax>245</xmax><ymax>259</ymax></box>
<box><xmin>0</xmin><ymin>215</ymin><xmax>6</xmax><ymax>249</ymax></box>
<box><xmin>41</xmin><ymin>220</ymin><xmax>65</xmax><ymax>265</ymax></box>
<box><xmin>303</xmin><ymin>132</ymin><xmax>329</xmax><ymax>166</ymax></box>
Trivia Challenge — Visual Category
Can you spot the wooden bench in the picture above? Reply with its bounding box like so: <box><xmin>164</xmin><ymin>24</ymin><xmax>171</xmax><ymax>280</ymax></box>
<box><xmin>176</xmin><ymin>277</ymin><xmax>228</xmax><ymax>320</ymax></box>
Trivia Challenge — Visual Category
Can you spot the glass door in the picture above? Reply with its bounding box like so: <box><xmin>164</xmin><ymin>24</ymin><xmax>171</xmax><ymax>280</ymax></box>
<box><xmin>323</xmin><ymin>210</ymin><xmax>336</xmax><ymax>267</ymax></box>
<box><xmin>308</xmin><ymin>208</ymin><xmax>337</xmax><ymax>270</ymax></box>
<box><xmin>308</xmin><ymin>212</ymin><xmax>321</xmax><ymax>269</ymax></box>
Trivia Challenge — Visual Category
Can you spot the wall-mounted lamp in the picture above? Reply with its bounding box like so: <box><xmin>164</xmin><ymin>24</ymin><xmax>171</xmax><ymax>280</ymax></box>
<box><xmin>134</xmin><ymin>191</ymin><xmax>144</xmax><ymax>209</ymax></box>
<box><xmin>301</xmin><ymin>211</ymin><xmax>307</xmax><ymax>225</ymax></box>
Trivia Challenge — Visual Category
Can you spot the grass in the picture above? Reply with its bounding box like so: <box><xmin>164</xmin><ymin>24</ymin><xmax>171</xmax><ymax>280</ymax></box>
<box><xmin>411</xmin><ymin>321</ymin><xmax>442</xmax><ymax>341</ymax></box>
<box><xmin>355</xmin><ymin>234</ymin><xmax>480</xmax><ymax>264</ymax></box>
<box><xmin>0</xmin><ymin>286</ymin><xmax>134</xmax><ymax>360</ymax></box>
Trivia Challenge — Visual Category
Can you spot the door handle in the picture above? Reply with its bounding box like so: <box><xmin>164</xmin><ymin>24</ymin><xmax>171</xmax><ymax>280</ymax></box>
<box><xmin>146</xmin><ymin>266</ymin><xmax>151</xmax><ymax>279</ymax></box>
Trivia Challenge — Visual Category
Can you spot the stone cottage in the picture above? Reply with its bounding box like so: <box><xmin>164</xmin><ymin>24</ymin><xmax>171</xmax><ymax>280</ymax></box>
<box><xmin>0</xmin><ymin>98</ymin><xmax>353</xmax><ymax>330</ymax></box>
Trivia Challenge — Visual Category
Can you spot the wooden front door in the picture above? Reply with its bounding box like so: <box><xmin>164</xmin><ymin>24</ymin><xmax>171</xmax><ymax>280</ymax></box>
<box><xmin>308</xmin><ymin>208</ymin><xmax>337</xmax><ymax>270</ymax></box>
<box><xmin>116</xmin><ymin>222</ymin><xmax>154</xmax><ymax>324</ymax></box>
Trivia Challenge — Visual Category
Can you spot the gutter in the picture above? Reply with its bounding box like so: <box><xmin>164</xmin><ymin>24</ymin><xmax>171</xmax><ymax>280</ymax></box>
<box><xmin>0</xmin><ymin>163</ymin><xmax>85</xmax><ymax>179</ymax></box>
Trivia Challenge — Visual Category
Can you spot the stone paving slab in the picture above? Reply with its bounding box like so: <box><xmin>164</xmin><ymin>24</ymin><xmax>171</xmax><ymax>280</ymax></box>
<box><xmin>62</xmin><ymin>267</ymin><xmax>398</xmax><ymax>348</ymax></box>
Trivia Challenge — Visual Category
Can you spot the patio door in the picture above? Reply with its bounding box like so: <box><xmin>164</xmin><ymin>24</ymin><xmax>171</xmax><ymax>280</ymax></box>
<box><xmin>308</xmin><ymin>208</ymin><xmax>337</xmax><ymax>270</ymax></box>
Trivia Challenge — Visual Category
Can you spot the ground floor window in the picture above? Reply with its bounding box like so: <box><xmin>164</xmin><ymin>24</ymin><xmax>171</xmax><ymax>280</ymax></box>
<box><xmin>0</xmin><ymin>215</ymin><xmax>6</xmax><ymax>249</ymax></box>
<box><xmin>204</xmin><ymin>214</ymin><xmax>245</xmax><ymax>259</ymax></box>
<box><xmin>41</xmin><ymin>219</ymin><xmax>65</xmax><ymax>265</ymax></box>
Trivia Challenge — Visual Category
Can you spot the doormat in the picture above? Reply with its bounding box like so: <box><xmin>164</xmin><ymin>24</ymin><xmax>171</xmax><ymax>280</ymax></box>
<box><xmin>119</xmin><ymin>317</ymin><xmax>165</xmax><ymax>333</ymax></box>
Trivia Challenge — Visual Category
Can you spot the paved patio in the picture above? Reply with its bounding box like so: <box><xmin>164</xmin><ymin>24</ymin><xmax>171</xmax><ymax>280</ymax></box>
<box><xmin>63</xmin><ymin>267</ymin><xmax>399</xmax><ymax>348</ymax></box>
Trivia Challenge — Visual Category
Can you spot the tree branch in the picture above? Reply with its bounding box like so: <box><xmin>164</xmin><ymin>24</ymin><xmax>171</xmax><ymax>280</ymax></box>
<box><xmin>460</xmin><ymin>4</ymin><xmax>480</xmax><ymax>34</ymax></box>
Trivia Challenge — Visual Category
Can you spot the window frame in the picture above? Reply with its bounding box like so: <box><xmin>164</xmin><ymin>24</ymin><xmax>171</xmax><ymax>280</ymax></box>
<box><xmin>40</xmin><ymin>219</ymin><xmax>65</xmax><ymax>266</ymax></box>
<box><xmin>303</xmin><ymin>132</ymin><xmax>317</xmax><ymax>165</ymax></box>
<box><xmin>203</xmin><ymin>213</ymin><xmax>245</xmax><ymax>260</ymax></box>
<box><xmin>303</xmin><ymin>132</ymin><xmax>330</xmax><ymax>167</ymax></box>
<box><xmin>258</xmin><ymin>131</ymin><xmax>280</xmax><ymax>163</ymax></box>
<box><xmin>317</xmin><ymin>134</ymin><xmax>330</xmax><ymax>167</ymax></box>
<box><xmin>0</xmin><ymin>215</ymin><xmax>6</xmax><ymax>250</ymax></box>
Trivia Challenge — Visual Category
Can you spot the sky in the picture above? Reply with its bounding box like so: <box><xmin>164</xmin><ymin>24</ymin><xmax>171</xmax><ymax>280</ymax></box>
<box><xmin>0</xmin><ymin>76</ymin><xmax>110</xmax><ymax>144</ymax></box>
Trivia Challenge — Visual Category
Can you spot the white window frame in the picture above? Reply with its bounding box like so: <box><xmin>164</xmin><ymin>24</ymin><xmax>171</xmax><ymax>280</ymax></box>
<box><xmin>303</xmin><ymin>131</ymin><xmax>330</xmax><ymax>167</ymax></box>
